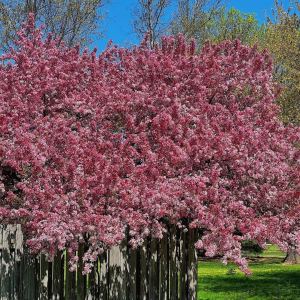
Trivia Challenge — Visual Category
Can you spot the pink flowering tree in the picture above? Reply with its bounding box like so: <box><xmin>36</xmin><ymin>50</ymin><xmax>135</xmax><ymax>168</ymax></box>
<box><xmin>0</xmin><ymin>16</ymin><xmax>299</xmax><ymax>274</ymax></box>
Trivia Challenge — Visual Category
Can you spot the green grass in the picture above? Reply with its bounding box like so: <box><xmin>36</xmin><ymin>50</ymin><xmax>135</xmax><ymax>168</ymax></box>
<box><xmin>197</xmin><ymin>245</ymin><xmax>300</xmax><ymax>300</ymax></box>
<box><xmin>259</xmin><ymin>245</ymin><xmax>286</xmax><ymax>258</ymax></box>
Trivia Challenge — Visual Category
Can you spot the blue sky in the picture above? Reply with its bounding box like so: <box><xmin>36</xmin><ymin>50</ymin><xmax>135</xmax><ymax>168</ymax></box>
<box><xmin>93</xmin><ymin>0</ymin><xmax>292</xmax><ymax>50</ymax></box>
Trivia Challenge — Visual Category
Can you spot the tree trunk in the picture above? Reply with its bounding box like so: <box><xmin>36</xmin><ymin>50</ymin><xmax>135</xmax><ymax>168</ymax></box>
<box><xmin>283</xmin><ymin>248</ymin><xmax>300</xmax><ymax>264</ymax></box>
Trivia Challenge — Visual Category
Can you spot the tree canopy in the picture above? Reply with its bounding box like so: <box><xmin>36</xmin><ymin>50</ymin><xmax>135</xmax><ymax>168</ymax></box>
<box><xmin>0</xmin><ymin>17</ymin><xmax>299</xmax><ymax>273</ymax></box>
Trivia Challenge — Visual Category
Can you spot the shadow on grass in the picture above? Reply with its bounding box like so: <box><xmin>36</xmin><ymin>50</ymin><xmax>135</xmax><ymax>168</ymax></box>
<box><xmin>198</xmin><ymin>262</ymin><xmax>300</xmax><ymax>300</ymax></box>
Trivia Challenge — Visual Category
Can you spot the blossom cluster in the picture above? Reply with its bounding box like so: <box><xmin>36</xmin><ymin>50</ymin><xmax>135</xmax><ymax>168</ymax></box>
<box><xmin>0</xmin><ymin>17</ymin><xmax>299</xmax><ymax>273</ymax></box>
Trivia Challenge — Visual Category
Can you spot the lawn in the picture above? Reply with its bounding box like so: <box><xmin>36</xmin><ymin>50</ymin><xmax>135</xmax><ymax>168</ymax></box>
<box><xmin>197</xmin><ymin>245</ymin><xmax>300</xmax><ymax>300</ymax></box>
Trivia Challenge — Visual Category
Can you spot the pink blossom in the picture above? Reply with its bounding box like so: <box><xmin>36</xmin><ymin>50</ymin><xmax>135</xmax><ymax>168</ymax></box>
<box><xmin>0</xmin><ymin>18</ymin><xmax>299</xmax><ymax>273</ymax></box>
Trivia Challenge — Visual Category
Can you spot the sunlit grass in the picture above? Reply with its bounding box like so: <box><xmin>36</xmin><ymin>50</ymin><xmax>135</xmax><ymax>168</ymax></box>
<box><xmin>197</xmin><ymin>245</ymin><xmax>300</xmax><ymax>300</ymax></box>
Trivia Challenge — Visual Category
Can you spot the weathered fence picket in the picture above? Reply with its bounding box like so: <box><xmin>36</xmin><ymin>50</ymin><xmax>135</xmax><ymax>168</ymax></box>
<box><xmin>0</xmin><ymin>224</ymin><xmax>198</xmax><ymax>300</ymax></box>
<box><xmin>187</xmin><ymin>230</ymin><xmax>198</xmax><ymax>300</ymax></box>
<box><xmin>159</xmin><ymin>234</ymin><xmax>168</xmax><ymax>300</ymax></box>
<box><xmin>149</xmin><ymin>238</ymin><xmax>159</xmax><ymax>300</ymax></box>
<box><xmin>99</xmin><ymin>252</ymin><xmax>108</xmax><ymax>300</ymax></box>
<box><xmin>169</xmin><ymin>226</ymin><xmax>178</xmax><ymax>300</ymax></box>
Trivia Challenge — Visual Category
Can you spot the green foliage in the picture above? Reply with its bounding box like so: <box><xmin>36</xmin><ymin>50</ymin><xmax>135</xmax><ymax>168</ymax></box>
<box><xmin>206</xmin><ymin>7</ymin><xmax>265</xmax><ymax>45</ymax></box>
<box><xmin>262</xmin><ymin>1</ymin><xmax>300</xmax><ymax>125</ymax></box>
<box><xmin>170</xmin><ymin>4</ymin><xmax>265</xmax><ymax>48</ymax></box>
<box><xmin>241</xmin><ymin>240</ymin><xmax>263</xmax><ymax>255</ymax></box>
<box><xmin>170</xmin><ymin>0</ymin><xmax>223</xmax><ymax>47</ymax></box>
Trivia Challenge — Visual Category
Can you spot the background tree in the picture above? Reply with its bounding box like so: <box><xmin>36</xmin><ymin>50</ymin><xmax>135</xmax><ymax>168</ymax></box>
<box><xmin>205</xmin><ymin>7</ymin><xmax>265</xmax><ymax>45</ymax></box>
<box><xmin>170</xmin><ymin>4</ymin><xmax>265</xmax><ymax>47</ymax></box>
<box><xmin>263</xmin><ymin>0</ymin><xmax>300</xmax><ymax>125</ymax></box>
<box><xmin>0</xmin><ymin>0</ymin><xmax>105</xmax><ymax>50</ymax></box>
<box><xmin>133</xmin><ymin>0</ymin><xmax>172</xmax><ymax>47</ymax></box>
<box><xmin>170</xmin><ymin>0</ymin><xmax>222</xmax><ymax>47</ymax></box>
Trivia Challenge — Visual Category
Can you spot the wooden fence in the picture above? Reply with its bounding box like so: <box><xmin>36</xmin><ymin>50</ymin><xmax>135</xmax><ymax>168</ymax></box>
<box><xmin>0</xmin><ymin>225</ymin><xmax>198</xmax><ymax>300</ymax></box>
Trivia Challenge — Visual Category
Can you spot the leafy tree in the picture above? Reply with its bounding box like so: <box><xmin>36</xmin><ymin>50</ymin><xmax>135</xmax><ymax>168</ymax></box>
<box><xmin>0</xmin><ymin>19</ymin><xmax>299</xmax><ymax>273</ymax></box>
<box><xmin>133</xmin><ymin>0</ymin><xmax>172</xmax><ymax>47</ymax></box>
<box><xmin>171</xmin><ymin>4</ymin><xmax>264</xmax><ymax>47</ymax></box>
<box><xmin>263</xmin><ymin>0</ymin><xmax>300</xmax><ymax>125</ymax></box>
<box><xmin>206</xmin><ymin>7</ymin><xmax>265</xmax><ymax>45</ymax></box>
<box><xmin>170</xmin><ymin>0</ymin><xmax>222</xmax><ymax>47</ymax></box>
<box><xmin>241</xmin><ymin>240</ymin><xmax>263</xmax><ymax>255</ymax></box>
<box><xmin>0</xmin><ymin>0</ymin><xmax>105</xmax><ymax>50</ymax></box>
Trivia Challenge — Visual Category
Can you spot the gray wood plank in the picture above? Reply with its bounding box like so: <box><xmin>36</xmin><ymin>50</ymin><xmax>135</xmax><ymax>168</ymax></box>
<box><xmin>22</xmin><ymin>248</ymin><xmax>38</xmax><ymax>300</ymax></box>
<box><xmin>14</xmin><ymin>257</ymin><xmax>22</xmax><ymax>300</ymax></box>
<box><xmin>14</xmin><ymin>225</ymin><xmax>23</xmax><ymax>261</ymax></box>
<box><xmin>77</xmin><ymin>244</ymin><xmax>86</xmax><ymax>300</ymax></box>
<box><xmin>139</xmin><ymin>241</ymin><xmax>149</xmax><ymax>300</ymax></box>
<box><xmin>10</xmin><ymin>225</ymin><xmax>18</xmax><ymax>300</ymax></box>
<box><xmin>14</xmin><ymin>224</ymin><xmax>23</xmax><ymax>300</ymax></box>
<box><xmin>108</xmin><ymin>245</ymin><xmax>126</xmax><ymax>300</ymax></box>
<box><xmin>99</xmin><ymin>251</ymin><xmax>108</xmax><ymax>300</ymax></box>
<box><xmin>159</xmin><ymin>234</ymin><xmax>168</xmax><ymax>300</ymax></box>
<box><xmin>122</xmin><ymin>241</ymin><xmax>130</xmax><ymax>300</ymax></box>
<box><xmin>128</xmin><ymin>245</ymin><xmax>137</xmax><ymax>300</ymax></box>
<box><xmin>149</xmin><ymin>238</ymin><xmax>159</xmax><ymax>300</ymax></box>
<box><xmin>1</xmin><ymin>225</ymin><xmax>14</xmax><ymax>300</ymax></box>
<box><xmin>187</xmin><ymin>230</ymin><xmax>198</xmax><ymax>300</ymax></box>
<box><xmin>169</xmin><ymin>226</ymin><xmax>179</xmax><ymax>300</ymax></box>
<box><xmin>39</xmin><ymin>254</ymin><xmax>48</xmax><ymax>300</ymax></box>
<box><xmin>179</xmin><ymin>229</ymin><xmax>188</xmax><ymax>300</ymax></box>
